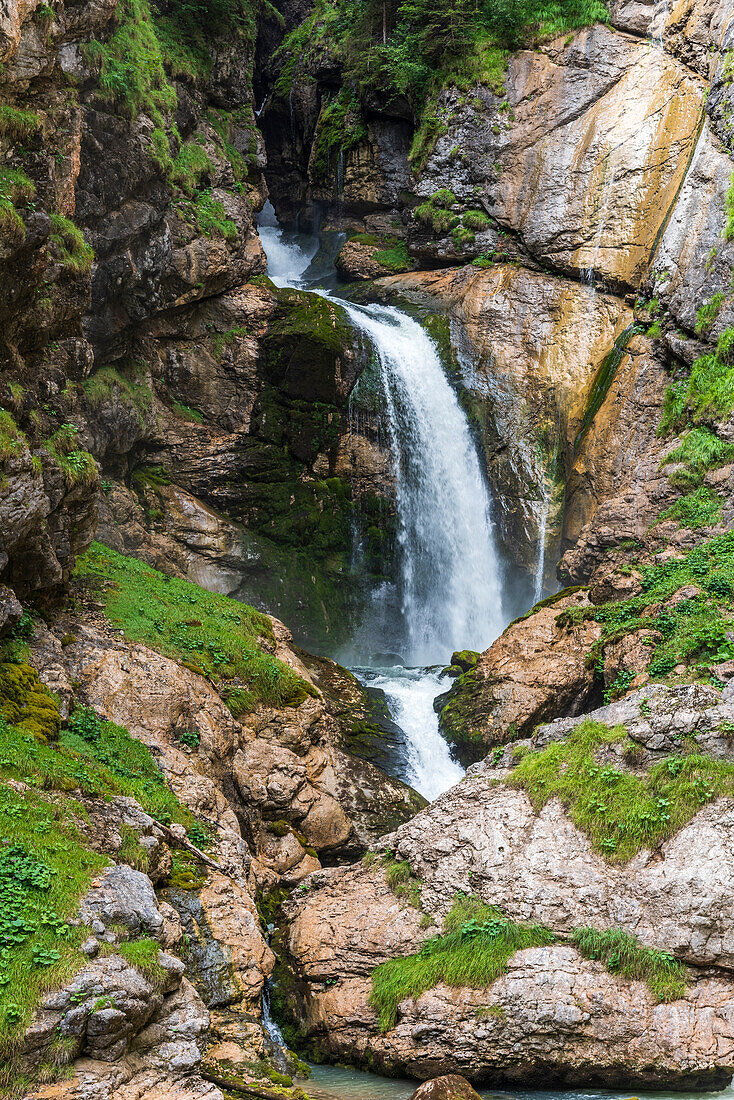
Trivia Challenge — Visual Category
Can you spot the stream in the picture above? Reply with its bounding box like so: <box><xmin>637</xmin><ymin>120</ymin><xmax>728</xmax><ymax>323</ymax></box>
<box><xmin>256</xmin><ymin>207</ymin><xmax>733</xmax><ymax>1100</ymax></box>
<box><xmin>257</xmin><ymin>202</ymin><xmax>503</xmax><ymax>799</ymax></box>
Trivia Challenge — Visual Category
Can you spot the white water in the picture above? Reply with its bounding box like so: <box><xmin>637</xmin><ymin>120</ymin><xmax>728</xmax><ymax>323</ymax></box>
<box><xmin>257</xmin><ymin>206</ymin><xmax>503</xmax><ymax>800</ymax></box>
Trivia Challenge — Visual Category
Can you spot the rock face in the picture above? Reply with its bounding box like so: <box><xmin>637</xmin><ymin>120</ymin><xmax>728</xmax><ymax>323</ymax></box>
<box><xmin>282</xmin><ymin>683</ymin><xmax>734</xmax><ymax>1088</ymax></box>
<box><xmin>409</xmin><ymin>1076</ymin><xmax>483</xmax><ymax>1100</ymax></box>
<box><xmin>383</xmin><ymin>266</ymin><xmax>633</xmax><ymax>581</ymax></box>
<box><xmin>436</xmin><ymin>590</ymin><xmax>602</xmax><ymax>763</ymax></box>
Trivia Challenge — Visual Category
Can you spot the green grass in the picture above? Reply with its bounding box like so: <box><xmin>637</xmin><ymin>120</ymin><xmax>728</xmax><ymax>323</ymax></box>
<box><xmin>506</xmin><ymin>719</ymin><xmax>734</xmax><ymax>861</ymax></box>
<box><xmin>0</xmin><ymin>167</ymin><xmax>35</xmax><ymax>242</ymax></box>
<box><xmin>44</xmin><ymin>424</ymin><xmax>98</xmax><ymax>488</ymax></box>
<box><xmin>661</xmin><ymin>427</ymin><xmax>734</xmax><ymax>490</ymax></box>
<box><xmin>48</xmin><ymin>214</ymin><xmax>94</xmax><ymax>274</ymax></box>
<box><xmin>0</xmin><ymin>779</ymin><xmax>107</xmax><ymax>1073</ymax></box>
<box><xmin>0</xmin><ymin>707</ymin><xmax>204</xmax><ymax>832</ymax></box>
<box><xmin>462</xmin><ymin>208</ymin><xmax>491</xmax><ymax>231</ymax></box>
<box><xmin>571</xmin><ymin>927</ymin><xmax>687</xmax><ymax>1001</ymax></box>
<box><xmin>73</xmin><ymin>543</ymin><xmax>317</xmax><ymax>713</ymax></box>
<box><xmin>369</xmin><ymin>895</ymin><xmax>555</xmax><ymax>1032</ymax></box>
<box><xmin>657</xmin><ymin>486</ymin><xmax>723</xmax><ymax>530</ymax></box>
<box><xmin>660</xmin><ymin>328</ymin><xmax>734</xmax><ymax>430</ymax></box>
<box><xmin>170</xmin><ymin>142</ymin><xmax>213</xmax><ymax>195</ymax></box>
<box><xmin>382</xmin><ymin>853</ymin><xmax>421</xmax><ymax>908</ymax></box>
<box><xmin>695</xmin><ymin>293</ymin><xmax>726</xmax><ymax>336</ymax></box>
<box><xmin>0</xmin><ymin>409</ymin><xmax>27</xmax><ymax>464</ymax></box>
<box><xmin>108</xmin><ymin>937</ymin><xmax>167</xmax><ymax>988</ymax></box>
<box><xmin>0</xmin><ymin>106</ymin><xmax>41</xmax><ymax>141</ymax></box>
<box><xmin>82</xmin><ymin>363</ymin><xmax>153</xmax><ymax>426</ymax></box>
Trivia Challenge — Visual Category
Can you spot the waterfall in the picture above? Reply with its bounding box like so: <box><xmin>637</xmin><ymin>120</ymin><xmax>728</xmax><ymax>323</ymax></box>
<box><xmin>533</xmin><ymin>489</ymin><xmax>550</xmax><ymax>605</ymax></box>
<box><xmin>340</xmin><ymin>300</ymin><xmax>503</xmax><ymax>666</ymax></box>
<box><xmin>256</xmin><ymin>207</ymin><xmax>504</xmax><ymax>800</ymax></box>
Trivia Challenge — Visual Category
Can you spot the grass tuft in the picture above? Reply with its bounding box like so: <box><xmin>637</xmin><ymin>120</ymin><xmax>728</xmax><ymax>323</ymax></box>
<box><xmin>571</xmin><ymin>926</ymin><xmax>687</xmax><ymax>1001</ymax></box>
<box><xmin>507</xmin><ymin>719</ymin><xmax>734</xmax><ymax>861</ymax></box>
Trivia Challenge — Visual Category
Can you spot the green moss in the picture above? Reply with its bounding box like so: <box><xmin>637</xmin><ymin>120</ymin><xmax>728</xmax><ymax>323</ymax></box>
<box><xmin>575</xmin><ymin>324</ymin><xmax>641</xmax><ymax>450</ymax></box>
<box><xmin>373</xmin><ymin>240</ymin><xmax>411</xmax><ymax>273</ymax></box>
<box><xmin>48</xmin><ymin>214</ymin><xmax>94</xmax><ymax>274</ymax></box>
<box><xmin>382</xmin><ymin>853</ymin><xmax>421</xmax><ymax>908</ymax></box>
<box><xmin>312</xmin><ymin>87</ymin><xmax>367</xmax><ymax>181</ymax></box>
<box><xmin>166</xmin><ymin>849</ymin><xmax>207</xmax><ymax>890</ymax></box>
<box><xmin>73</xmin><ymin>542</ymin><xmax>317</xmax><ymax>710</ymax></box>
<box><xmin>369</xmin><ymin>894</ymin><xmax>555</xmax><ymax>1032</ymax></box>
<box><xmin>462</xmin><ymin>208</ymin><xmax>491</xmax><ymax>231</ymax></box>
<box><xmin>507</xmin><ymin>718</ymin><xmax>734</xmax><ymax>861</ymax></box>
<box><xmin>0</xmin><ymin>662</ymin><xmax>60</xmax><ymax>743</ymax></box>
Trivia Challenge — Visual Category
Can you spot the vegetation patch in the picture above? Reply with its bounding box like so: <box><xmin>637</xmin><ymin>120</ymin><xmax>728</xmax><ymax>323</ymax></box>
<box><xmin>369</xmin><ymin>895</ymin><xmax>554</xmax><ymax>1032</ymax></box>
<box><xmin>0</xmin><ymin>409</ymin><xmax>27</xmax><ymax>464</ymax></box>
<box><xmin>0</xmin><ymin>105</ymin><xmax>41</xmax><ymax>141</ymax></box>
<box><xmin>0</xmin><ymin>167</ymin><xmax>35</xmax><ymax>242</ymax></box>
<box><xmin>506</xmin><ymin>718</ymin><xmax>734</xmax><ymax>861</ymax></box>
<box><xmin>657</xmin><ymin>486</ymin><xmax>723</xmax><ymax>531</ymax></box>
<box><xmin>381</xmin><ymin>852</ymin><xmax>422</xmax><ymax>908</ymax></box>
<box><xmin>660</xmin><ymin>327</ymin><xmax>734</xmax><ymax>429</ymax></box>
<box><xmin>44</xmin><ymin>424</ymin><xmax>98</xmax><ymax>488</ymax></box>
<box><xmin>661</xmin><ymin>427</ymin><xmax>734</xmax><ymax>491</ymax></box>
<box><xmin>571</xmin><ymin>926</ymin><xmax>686</xmax><ymax>1001</ymax></box>
<box><xmin>74</xmin><ymin>543</ymin><xmax>317</xmax><ymax>713</ymax></box>
<box><xmin>311</xmin><ymin>86</ymin><xmax>367</xmax><ymax>181</ymax></box>
<box><xmin>556</xmin><ymin>533</ymin><xmax>734</xmax><ymax>688</ymax></box>
<box><xmin>0</xmin><ymin>781</ymin><xmax>107</xmax><ymax>1077</ymax></box>
<box><xmin>48</xmin><ymin>215</ymin><xmax>94</xmax><ymax>274</ymax></box>
<box><xmin>82</xmin><ymin>363</ymin><xmax>153</xmax><ymax>426</ymax></box>
<box><xmin>176</xmin><ymin>189</ymin><xmax>237</xmax><ymax>240</ymax></box>
<box><xmin>373</xmin><ymin>239</ymin><xmax>411</xmax><ymax>273</ymax></box>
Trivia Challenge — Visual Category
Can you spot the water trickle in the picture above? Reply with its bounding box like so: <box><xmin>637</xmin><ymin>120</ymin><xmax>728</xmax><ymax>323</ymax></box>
<box><xmin>256</xmin><ymin>207</ymin><xmax>504</xmax><ymax>800</ymax></box>
<box><xmin>533</xmin><ymin>489</ymin><xmax>550</xmax><ymax>606</ymax></box>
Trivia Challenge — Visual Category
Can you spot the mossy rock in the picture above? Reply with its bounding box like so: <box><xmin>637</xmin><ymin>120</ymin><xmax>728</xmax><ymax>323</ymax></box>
<box><xmin>263</xmin><ymin>287</ymin><xmax>356</xmax><ymax>403</ymax></box>
<box><xmin>450</xmin><ymin>649</ymin><xmax>480</xmax><ymax>673</ymax></box>
<box><xmin>0</xmin><ymin>661</ymin><xmax>60</xmax><ymax>742</ymax></box>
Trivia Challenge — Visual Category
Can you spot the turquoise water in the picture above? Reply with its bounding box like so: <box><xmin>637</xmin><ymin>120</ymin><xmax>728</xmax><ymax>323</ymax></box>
<box><xmin>299</xmin><ymin>1066</ymin><xmax>734</xmax><ymax>1100</ymax></box>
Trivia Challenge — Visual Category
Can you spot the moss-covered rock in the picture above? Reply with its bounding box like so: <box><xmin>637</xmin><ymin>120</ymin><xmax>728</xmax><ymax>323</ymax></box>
<box><xmin>0</xmin><ymin>660</ymin><xmax>60</xmax><ymax>742</ymax></box>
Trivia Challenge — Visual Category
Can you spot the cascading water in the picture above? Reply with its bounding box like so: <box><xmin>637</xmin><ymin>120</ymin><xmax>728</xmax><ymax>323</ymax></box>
<box><xmin>256</xmin><ymin>206</ymin><xmax>503</xmax><ymax>801</ymax></box>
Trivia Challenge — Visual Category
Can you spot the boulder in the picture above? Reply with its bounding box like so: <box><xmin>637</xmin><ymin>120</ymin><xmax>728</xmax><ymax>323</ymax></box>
<box><xmin>409</xmin><ymin>1076</ymin><xmax>482</xmax><ymax>1100</ymax></box>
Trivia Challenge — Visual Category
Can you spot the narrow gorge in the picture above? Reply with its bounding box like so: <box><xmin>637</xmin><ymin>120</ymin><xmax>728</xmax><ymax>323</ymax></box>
<box><xmin>2</xmin><ymin>0</ymin><xmax>734</xmax><ymax>1097</ymax></box>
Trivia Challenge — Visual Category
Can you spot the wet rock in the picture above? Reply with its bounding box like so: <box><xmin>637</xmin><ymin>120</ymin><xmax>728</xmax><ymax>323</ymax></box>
<box><xmin>409</xmin><ymin>1077</ymin><xmax>483</xmax><ymax>1100</ymax></box>
<box><xmin>436</xmin><ymin>590</ymin><xmax>602</xmax><ymax>763</ymax></box>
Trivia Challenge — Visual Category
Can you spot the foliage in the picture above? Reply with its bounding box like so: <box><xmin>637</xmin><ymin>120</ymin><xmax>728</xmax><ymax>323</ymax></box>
<box><xmin>82</xmin><ymin>363</ymin><xmax>153</xmax><ymax>427</ymax></box>
<box><xmin>507</xmin><ymin>719</ymin><xmax>734</xmax><ymax>861</ymax></box>
<box><xmin>382</xmin><ymin>853</ymin><xmax>421</xmax><ymax>908</ymax></box>
<box><xmin>694</xmin><ymin>293</ymin><xmax>726</xmax><ymax>337</ymax></box>
<box><xmin>571</xmin><ymin>926</ymin><xmax>687</xmax><ymax>1001</ymax></box>
<box><xmin>48</xmin><ymin>214</ymin><xmax>94</xmax><ymax>274</ymax></box>
<box><xmin>311</xmin><ymin>87</ymin><xmax>367</xmax><ymax>180</ymax></box>
<box><xmin>172</xmin><ymin>401</ymin><xmax>204</xmax><ymax>423</ymax></box>
<box><xmin>0</xmin><ymin>106</ymin><xmax>41</xmax><ymax>141</ymax></box>
<box><xmin>0</xmin><ymin>167</ymin><xmax>35</xmax><ymax>242</ymax></box>
<box><xmin>660</xmin><ymin>328</ymin><xmax>734</xmax><ymax>429</ymax></box>
<box><xmin>170</xmin><ymin>142</ymin><xmax>213</xmax><ymax>195</ymax></box>
<box><xmin>661</xmin><ymin>427</ymin><xmax>734</xmax><ymax>491</ymax></box>
<box><xmin>0</xmin><ymin>781</ymin><xmax>107</xmax><ymax>1066</ymax></box>
<box><xmin>44</xmin><ymin>424</ymin><xmax>98</xmax><ymax>488</ymax></box>
<box><xmin>657</xmin><ymin>487</ymin><xmax>723</xmax><ymax>531</ymax></box>
<box><xmin>0</xmin><ymin>706</ymin><xmax>201</xmax><ymax>832</ymax></box>
<box><xmin>73</xmin><ymin>543</ymin><xmax>317</xmax><ymax>712</ymax></box>
<box><xmin>603</xmin><ymin>669</ymin><xmax>634</xmax><ymax>704</ymax></box>
<box><xmin>369</xmin><ymin>894</ymin><xmax>554</xmax><ymax>1031</ymax></box>
<box><xmin>0</xmin><ymin>409</ymin><xmax>27</xmax><ymax>464</ymax></box>
<box><xmin>373</xmin><ymin>239</ymin><xmax>411</xmax><ymax>272</ymax></box>
<box><xmin>176</xmin><ymin>189</ymin><xmax>237</xmax><ymax>240</ymax></box>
